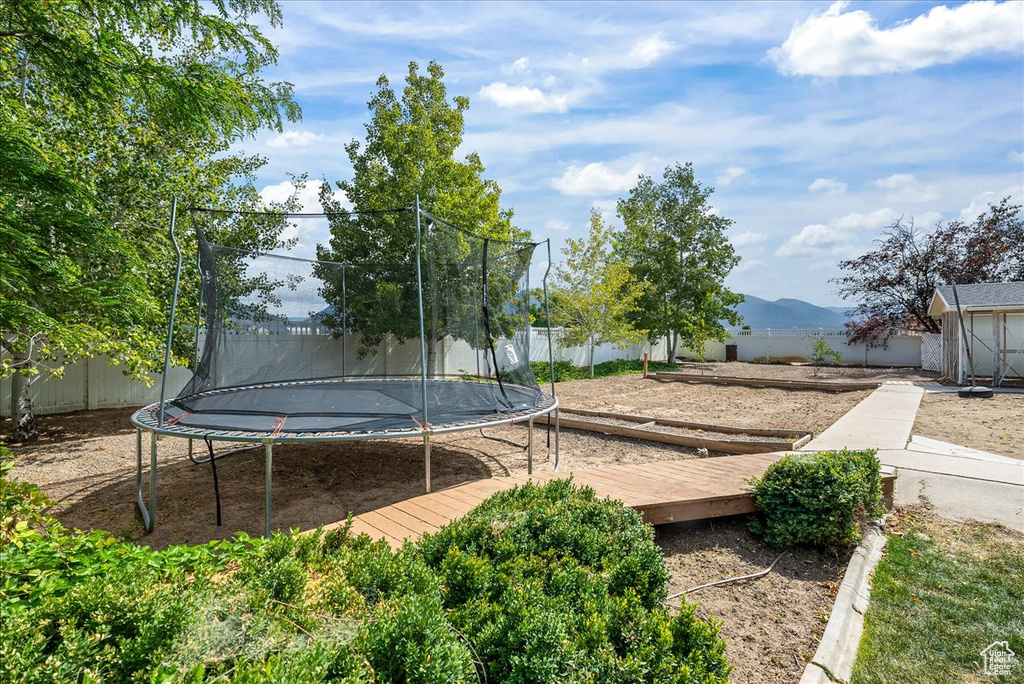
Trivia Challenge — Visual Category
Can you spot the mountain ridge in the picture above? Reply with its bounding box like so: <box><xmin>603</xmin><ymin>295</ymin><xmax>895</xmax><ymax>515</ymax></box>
<box><xmin>733</xmin><ymin>295</ymin><xmax>853</xmax><ymax>330</ymax></box>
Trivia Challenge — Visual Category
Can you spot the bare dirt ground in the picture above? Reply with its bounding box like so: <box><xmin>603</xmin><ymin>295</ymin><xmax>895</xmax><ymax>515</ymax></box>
<box><xmin>912</xmin><ymin>392</ymin><xmax>1024</xmax><ymax>459</ymax></box>
<box><xmin>658</xmin><ymin>517</ymin><xmax>847</xmax><ymax>684</ymax></box>
<box><xmin>675</xmin><ymin>361</ymin><xmax>937</xmax><ymax>383</ymax></box>
<box><xmin>554</xmin><ymin>373</ymin><xmax>872</xmax><ymax>436</ymax></box>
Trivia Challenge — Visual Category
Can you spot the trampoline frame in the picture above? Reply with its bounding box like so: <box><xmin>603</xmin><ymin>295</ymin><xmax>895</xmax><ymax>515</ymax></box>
<box><xmin>132</xmin><ymin>195</ymin><xmax>561</xmax><ymax>537</ymax></box>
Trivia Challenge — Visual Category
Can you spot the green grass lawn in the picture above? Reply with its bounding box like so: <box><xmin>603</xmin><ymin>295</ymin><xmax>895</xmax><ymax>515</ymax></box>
<box><xmin>851</xmin><ymin>508</ymin><xmax>1024</xmax><ymax>684</ymax></box>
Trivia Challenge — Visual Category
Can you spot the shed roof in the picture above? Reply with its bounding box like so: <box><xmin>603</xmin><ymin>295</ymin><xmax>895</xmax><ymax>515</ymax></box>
<box><xmin>929</xmin><ymin>282</ymin><xmax>1024</xmax><ymax>316</ymax></box>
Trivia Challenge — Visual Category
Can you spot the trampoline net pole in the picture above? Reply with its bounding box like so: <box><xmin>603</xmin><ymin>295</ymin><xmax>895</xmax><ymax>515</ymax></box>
<box><xmin>414</xmin><ymin>196</ymin><xmax>430</xmax><ymax>427</ymax></box>
<box><xmin>158</xmin><ymin>198</ymin><xmax>181</xmax><ymax>428</ymax></box>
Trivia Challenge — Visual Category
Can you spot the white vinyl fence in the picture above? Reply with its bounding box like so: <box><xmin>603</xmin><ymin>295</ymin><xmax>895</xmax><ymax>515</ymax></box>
<box><xmin>2</xmin><ymin>328</ymin><xmax>924</xmax><ymax>417</ymax></box>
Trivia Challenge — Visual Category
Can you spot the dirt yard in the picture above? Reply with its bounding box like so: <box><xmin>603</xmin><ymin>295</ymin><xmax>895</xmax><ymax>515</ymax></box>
<box><xmin>659</xmin><ymin>517</ymin><xmax>847</xmax><ymax>684</ymax></box>
<box><xmin>675</xmin><ymin>360</ymin><xmax>937</xmax><ymax>383</ymax></box>
<box><xmin>913</xmin><ymin>391</ymin><xmax>1024</xmax><ymax>459</ymax></box>
<box><xmin>7</xmin><ymin>370</ymin><xmax>880</xmax><ymax>547</ymax></box>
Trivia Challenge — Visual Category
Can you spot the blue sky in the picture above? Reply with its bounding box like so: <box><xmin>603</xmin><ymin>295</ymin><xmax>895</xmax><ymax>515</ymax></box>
<box><xmin>246</xmin><ymin>1</ymin><xmax>1023</xmax><ymax>307</ymax></box>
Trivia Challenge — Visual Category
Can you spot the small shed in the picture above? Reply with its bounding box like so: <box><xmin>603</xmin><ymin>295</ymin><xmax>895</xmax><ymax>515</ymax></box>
<box><xmin>928</xmin><ymin>282</ymin><xmax>1024</xmax><ymax>385</ymax></box>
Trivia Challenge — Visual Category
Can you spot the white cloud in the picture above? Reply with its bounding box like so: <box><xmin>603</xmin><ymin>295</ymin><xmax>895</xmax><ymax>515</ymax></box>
<box><xmin>732</xmin><ymin>231</ymin><xmax>767</xmax><ymax>248</ymax></box>
<box><xmin>545</xmin><ymin>219</ymin><xmax>571</xmax><ymax>231</ymax></box>
<box><xmin>776</xmin><ymin>223</ymin><xmax>855</xmax><ymax>258</ymax></box>
<box><xmin>627</xmin><ymin>34</ymin><xmax>675</xmax><ymax>67</ymax></box>
<box><xmin>733</xmin><ymin>259</ymin><xmax>767</xmax><ymax>275</ymax></box>
<box><xmin>957</xmin><ymin>184</ymin><xmax>1024</xmax><ymax>220</ymax></box>
<box><xmin>1010</xmin><ymin>150</ymin><xmax>1024</xmax><ymax>163</ymax></box>
<box><xmin>769</xmin><ymin>0</ymin><xmax>1024</xmax><ymax>77</ymax></box>
<box><xmin>716</xmin><ymin>166</ymin><xmax>746</xmax><ymax>186</ymax></box>
<box><xmin>503</xmin><ymin>57</ymin><xmax>531</xmax><ymax>74</ymax></box>
<box><xmin>551</xmin><ymin>162</ymin><xmax>644</xmax><ymax>196</ymax></box>
<box><xmin>808</xmin><ymin>177</ymin><xmax>847</xmax><ymax>194</ymax></box>
<box><xmin>267</xmin><ymin>130</ymin><xmax>324</xmax><ymax>149</ymax></box>
<box><xmin>832</xmin><ymin>208</ymin><xmax>900</xmax><ymax>231</ymax></box>
<box><xmin>478</xmin><ymin>82</ymin><xmax>570</xmax><ymax>113</ymax></box>
<box><xmin>871</xmin><ymin>173</ymin><xmax>939</xmax><ymax>203</ymax></box>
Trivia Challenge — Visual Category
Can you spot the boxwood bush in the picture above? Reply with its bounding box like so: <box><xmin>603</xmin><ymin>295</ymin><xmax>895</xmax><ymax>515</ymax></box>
<box><xmin>748</xmin><ymin>449</ymin><xmax>884</xmax><ymax>548</ymax></box>
<box><xmin>0</xmin><ymin>452</ymin><xmax>730</xmax><ymax>684</ymax></box>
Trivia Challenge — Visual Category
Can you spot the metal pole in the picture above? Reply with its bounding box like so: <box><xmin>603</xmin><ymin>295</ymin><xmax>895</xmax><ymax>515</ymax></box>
<box><xmin>424</xmin><ymin>431</ymin><xmax>431</xmax><ymax>493</ymax></box>
<box><xmin>150</xmin><ymin>431</ymin><xmax>158</xmax><ymax>529</ymax></box>
<box><xmin>527</xmin><ymin>417</ymin><xmax>534</xmax><ymax>475</ymax></box>
<box><xmin>414</xmin><ymin>197</ymin><xmax>432</xmax><ymax>491</ymax></box>
<box><xmin>341</xmin><ymin>264</ymin><xmax>347</xmax><ymax>377</ymax></box>
<box><xmin>135</xmin><ymin>428</ymin><xmax>152</xmax><ymax>532</ymax></box>
<box><xmin>158</xmin><ymin>198</ymin><xmax>181</xmax><ymax>428</ymax></box>
<box><xmin>542</xmin><ymin>239</ymin><xmax>556</xmax><ymax>398</ymax></box>
<box><xmin>554</xmin><ymin>407</ymin><xmax>560</xmax><ymax>472</ymax></box>
<box><xmin>264</xmin><ymin>442</ymin><xmax>273</xmax><ymax>538</ymax></box>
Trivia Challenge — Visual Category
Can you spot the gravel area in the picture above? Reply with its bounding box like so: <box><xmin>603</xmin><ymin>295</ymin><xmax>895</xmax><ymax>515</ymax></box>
<box><xmin>913</xmin><ymin>391</ymin><xmax>1024</xmax><ymax>459</ymax></box>
<box><xmin>659</xmin><ymin>516</ymin><xmax>847</xmax><ymax>684</ymax></box>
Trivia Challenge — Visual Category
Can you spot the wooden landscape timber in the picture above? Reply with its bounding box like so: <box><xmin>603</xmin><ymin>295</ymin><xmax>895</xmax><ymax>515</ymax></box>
<box><xmin>648</xmin><ymin>371</ymin><xmax>882</xmax><ymax>392</ymax></box>
<box><xmin>537</xmin><ymin>408</ymin><xmax>813</xmax><ymax>455</ymax></box>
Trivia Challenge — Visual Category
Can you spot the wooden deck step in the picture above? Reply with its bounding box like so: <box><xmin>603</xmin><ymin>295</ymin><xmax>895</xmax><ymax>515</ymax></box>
<box><xmin>322</xmin><ymin>454</ymin><xmax>896</xmax><ymax>547</ymax></box>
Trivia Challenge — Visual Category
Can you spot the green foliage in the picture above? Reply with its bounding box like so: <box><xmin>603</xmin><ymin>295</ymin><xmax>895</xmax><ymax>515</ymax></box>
<box><xmin>615</xmin><ymin>163</ymin><xmax>744</xmax><ymax>362</ymax></box>
<box><xmin>417</xmin><ymin>479</ymin><xmax>730</xmax><ymax>683</ymax></box>
<box><xmin>531</xmin><ymin>359</ymin><xmax>676</xmax><ymax>383</ymax></box>
<box><xmin>808</xmin><ymin>337</ymin><xmax>842</xmax><ymax>376</ymax></box>
<box><xmin>317</xmin><ymin>60</ymin><xmax>527</xmax><ymax>364</ymax></box>
<box><xmin>0</xmin><ymin>446</ymin><xmax>49</xmax><ymax>543</ymax></box>
<box><xmin>748</xmin><ymin>449</ymin><xmax>884</xmax><ymax>548</ymax></box>
<box><xmin>550</xmin><ymin>211</ymin><xmax>648</xmax><ymax>376</ymax></box>
<box><xmin>0</xmin><ymin>467</ymin><xmax>729</xmax><ymax>684</ymax></box>
<box><xmin>1</xmin><ymin>0</ymin><xmax>301</xmax><ymax>437</ymax></box>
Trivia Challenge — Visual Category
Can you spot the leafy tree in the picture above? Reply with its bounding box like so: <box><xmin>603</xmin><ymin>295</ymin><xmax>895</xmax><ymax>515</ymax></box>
<box><xmin>616</xmin><ymin>163</ymin><xmax>743</xmax><ymax>363</ymax></box>
<box><xmin>1</xmin><ymin>0</ymin><xmax>299</xmax><ymax>439</ymax></box>
<box><xmin>550</xmin><ymin>211</ymin><xmax>646</xmax><ymax>376</ymax></box>
<box><xmin>317</xmin><ymin>61</ymin><xmax>528</xmax><ymax>372</ymax></box>
<box><xmin>833</xmin><ymin>197</ymin><xmax>1023</xmax><ymax>343</ymax></box>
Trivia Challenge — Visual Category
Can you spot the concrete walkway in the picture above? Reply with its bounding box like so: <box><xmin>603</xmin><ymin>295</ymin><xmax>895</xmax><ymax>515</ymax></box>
<box><xmin>802</xmin><ymin>383</ymin><xmax>1023</xmax><ymax>531</ymax></box>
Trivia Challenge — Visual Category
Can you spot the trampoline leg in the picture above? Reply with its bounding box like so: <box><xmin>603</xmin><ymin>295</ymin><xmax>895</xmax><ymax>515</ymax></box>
<box><xmin>264</xmin><ymin>443</ymin><xmax>273</xmax><ymax>538</ymax></box>
<box><xmin>150</xmin><ymin>431</ymin><xmax>158</xmax><ymax>530</ymax></box>
<box><xmin>527</xmin><ymin>418</ymin><xmax>534</xmax><ymax>475</ymax></box>
<box><xmin>424</xmin><ymin>432</ymin><xmax>431</xmax><ymax>493</ymax></box>
<box><xmin>554</xmin><ymin>408</ymin><xmax>560</xmax><ymax>472</ymax></box>
<box><xmin>135</xmin><ymin>428</ymin><xmax>153</xmax><ymax>532</ymax></box>
<box><xmin>188</xmin><ymin>438</ymin><xmax>193</xmax><ymax>461</ymax></box>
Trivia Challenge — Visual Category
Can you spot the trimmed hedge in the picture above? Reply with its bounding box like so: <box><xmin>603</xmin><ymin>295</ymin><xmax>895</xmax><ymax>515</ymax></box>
<box><xmin>748</xmin><ymin>449</ymin><xmax>884</xmax><ymax>548</ymax></box>
<box><xmin>0</xmin><ymin>453</ymin><xmax>730</xmax><ymax>684</ymax></box>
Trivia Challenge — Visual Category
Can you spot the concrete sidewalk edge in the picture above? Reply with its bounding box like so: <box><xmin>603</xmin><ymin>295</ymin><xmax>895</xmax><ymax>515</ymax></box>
<box><xmin>799</xmin><ymin>523</ymin><xmax>887</xmax><ymax>684</ymax></box>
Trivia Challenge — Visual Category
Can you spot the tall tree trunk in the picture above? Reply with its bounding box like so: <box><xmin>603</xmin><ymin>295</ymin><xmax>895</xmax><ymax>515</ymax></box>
<box><xmin>10</xmin><ymin>366</ymin><xmax>38</xmax><ymax>442</ymax></box>
<box><xmin>589</xmin><ymin>334</ymin><xmax>595</xmax><ymax>377</ymax></box>
<box><xmin>426</xmin><ymin>337</ymin><xmax>438</xmax><ymax>378</ymax></box>
<box><xmin>667</xmin><ymin>331</ymin><xmax>678</xmax><ymax>366</ymax></box>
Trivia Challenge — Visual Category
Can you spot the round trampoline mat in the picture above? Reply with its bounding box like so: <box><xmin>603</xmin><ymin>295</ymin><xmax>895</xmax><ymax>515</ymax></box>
<box><xmin>132</xmin><ymin>377</ymin><xmax>555</xmax><ymax>441</ymax></box>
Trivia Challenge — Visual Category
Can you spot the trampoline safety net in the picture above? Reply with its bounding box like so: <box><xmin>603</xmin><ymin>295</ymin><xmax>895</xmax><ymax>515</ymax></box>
<box><xmin>164</xmin><ymin>206</ymin><xmax>549</xmax><ymax>436</ymax></box>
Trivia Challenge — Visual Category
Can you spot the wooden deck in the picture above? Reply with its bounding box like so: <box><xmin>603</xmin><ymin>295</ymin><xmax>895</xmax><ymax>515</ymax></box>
<box><xmin>326</xmin><ymin>453</ymin><xmax>818</xmax><ymax>547</ymax></box>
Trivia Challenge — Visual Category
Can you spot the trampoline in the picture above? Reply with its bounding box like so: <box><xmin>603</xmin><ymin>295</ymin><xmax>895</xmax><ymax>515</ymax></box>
<box><xmin>132</xmin><ymin>198</ymin><xmax>559</xmax><ymax>536</ymax></box>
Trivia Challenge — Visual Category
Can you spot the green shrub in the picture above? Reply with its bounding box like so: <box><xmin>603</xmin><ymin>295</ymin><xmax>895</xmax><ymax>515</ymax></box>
<box><xmin>418</xmin><ymin>479</ymin><xmax>731</xmax><ymax>683</ymax></box>
<box><xmin>748</xmin><ymin>449</ymin><xmax>884</xmax><ymax>548</ymax></box>
<box><xmin>531</xmin><ymin>359</ymin><xmax>676</xmax><ymax>382</ymax></box>
<box><xmin>1</xmin><ymin>466</ymin><xmax>729</xmax><ymax>683</ymax></box>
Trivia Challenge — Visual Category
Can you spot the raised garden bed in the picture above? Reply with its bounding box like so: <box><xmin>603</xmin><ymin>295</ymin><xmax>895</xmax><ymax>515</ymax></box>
<box><xmin>649</xmin><ymin>371</ymin><xmax>882</xmax><ymax>392</ymax></box>
<box><xmin>538</xmin><ymin>407</ymin><xmax>812</xmax><ymax>455</ymax></box>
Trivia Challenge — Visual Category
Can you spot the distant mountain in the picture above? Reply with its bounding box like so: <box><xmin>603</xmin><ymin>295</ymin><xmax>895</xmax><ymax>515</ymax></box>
<box><xmin>732</xmin><ymin>295</ymin><xmax>852</xmax><ymax>330</ymax></box>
